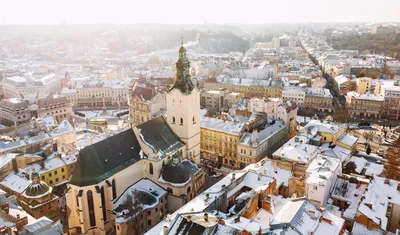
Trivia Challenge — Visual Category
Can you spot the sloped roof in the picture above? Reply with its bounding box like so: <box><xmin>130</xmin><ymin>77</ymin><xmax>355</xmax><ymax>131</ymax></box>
<box><xmin>137</xmin><ymin>116</ymin><xmax>185</xmax><ymax>159</ymax></box>
<box><xmin>132</xmin><ymin>86</ymin><xmax>155</xmax><ymax>101</ymax></box>
<box><xmin>69</xmin><ymin>129</ymin><xmax>143</xmax><ymax>187</ymax></box>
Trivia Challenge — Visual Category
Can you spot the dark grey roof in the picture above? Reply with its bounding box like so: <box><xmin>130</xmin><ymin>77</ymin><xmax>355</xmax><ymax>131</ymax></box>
<box><xmin>137</xmin><ymin>116</ymin><xmax>185</xmax><ymax>159</ymax></box>
<box><xmin>161</xmin><ymin>162</ymin><xmax>190</xmax><ymax>184</ymax></box>
<box><xmin>169</xmin><ymin>216</ymin><xmax>206</xmax><ymax>235</ymax></box>
<box><xmin>181</xmin><ymin>160</ymin><xmax>201</xmax><ymax>176</ymax></box>
<box><xmin>69</xmin><ymin>129</ymin><xmax>144</xmax><ymax>187</ymax></box>
<box><xmin>132</xmin><ymin>86</ymin><xmax>154</xmax><ymax>101</ymax></box>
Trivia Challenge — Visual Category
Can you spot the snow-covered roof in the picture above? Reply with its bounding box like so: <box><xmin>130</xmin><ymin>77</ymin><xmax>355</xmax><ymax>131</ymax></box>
<box><xmin>347</xmin><ymin>156</ymin><xmax>384</xmax><ymax>177</ymax></box>
<box><xmin>347</xmin><ymin>91</ymin><xmax>384</xmax><ymax>102</ymax></box>
<box><xmin>245</xmin><ymin>159</ymin><xmax>292</xmax><ymax>188</ymax></box>
<box><xmin>272</xmin><ymin>140</ymin><xmax>318</xmax><ymax>164</ymax></box>
<box><xmin>352</xmin><ymin>222</ymin><xmax>383</xmax><ymax>235</ymax></box>
<box><xmin>271</xmin><ymin>200</ymin><xmax>345</xmax><ymax>235</ymax></box>
<box><xmin>0</xmin><ymin>153</ymin><xmax>19</xmax><ymax>169</ymax></box>
<box><xmin>306</xmin><ymin>155</ymin><xmax>340</xmax><ymax>185</ymax></box>
<box><xmin>0</xmin><ymin>173</ymin><xmax>31</xmax><ymax>194</ymax></box>
<box><xmin>357</xmin><ymin>177</ymin><xmax>397</xmax><ymax>230</ymax></box>
<box><xmin>200</xmin><ymin>116</ymin><xmax>244</xmax><ymax>135</ymax></box>
<box><xmin>330</xmin><ymin>176</ymin><xmax>368</xmax><ymax>219</ymax></box>
<box><xmin>337</xmin><ymin>133</ymin><xmax>358</xmax><ymax>148</ymax></box>
<box><xmin>240</xmin><ymin>120</ymin><xmax>286</xmax><ymax>147</ymax></box>
<box><xmin>303</xmin><ymin>120</ymin><xmax>342</xmax><ymax>135</ymax></box>
<box><xmin>113</xmin><ymin>178</ymin><xmax>167</xmax><ymax>224</ymax></box>
<box><xmin>0</xmin><ymin>120</ymin><xmax>74</xmax><ymax>154</ymax></box>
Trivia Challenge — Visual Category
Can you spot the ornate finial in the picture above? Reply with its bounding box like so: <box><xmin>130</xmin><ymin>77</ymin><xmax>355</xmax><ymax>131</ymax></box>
<box><xmin>180</xmin><ymin>36</ymin><xmax>184</xmax><ymax>47</ymax></box>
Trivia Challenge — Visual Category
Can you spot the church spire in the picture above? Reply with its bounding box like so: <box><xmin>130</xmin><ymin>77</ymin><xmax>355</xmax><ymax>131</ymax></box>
<box><xmin>170</xmin><ymin>39</ymin><xmax>195</xmax><ymax>94</ymax></box>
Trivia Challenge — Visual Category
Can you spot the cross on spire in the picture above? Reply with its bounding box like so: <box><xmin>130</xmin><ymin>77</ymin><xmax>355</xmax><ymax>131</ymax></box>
<box><xmin>180</xmin><ymin>36</ymin><xmax>184</xmax><ymax>46</ymax></box>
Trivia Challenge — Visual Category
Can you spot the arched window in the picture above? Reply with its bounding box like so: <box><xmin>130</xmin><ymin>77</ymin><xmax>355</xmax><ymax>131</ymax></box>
<box><xmin>172</xmin><ymin>117</ymin><xmax>175</xmax><ymax>124</ymax></box>
<box><xmin>87</xmin><ymin>190</ymin><xmax>96</xmax><ymax>227</ymax></box>
<box><xmin>112</xmin><ymin>179</ymin><xmax>117</xmax><ymax>200</ymax></box>
<box><xmin>180</xmin><ymin>118</ymin><xmax>183</xmax><ymax>125</ymax></box>
<box><xmin>100</xmin><ymin>187</ymin><xmax>107</xmax><ymax>221</ymax></box>
<box><xmin>149</xmin><ymin>163</ymin><xmax>154</xmax><ymax>175</ymax></box>
<box><xmin>193</xmin><ymin>116</ymin><xmax>196</xmax><ymax>124</ymax></box>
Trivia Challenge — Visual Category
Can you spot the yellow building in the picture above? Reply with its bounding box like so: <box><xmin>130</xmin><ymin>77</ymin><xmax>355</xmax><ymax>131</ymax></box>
<box><xmin>356</xmin><ymin>77</ymin><xmax>372</xmax><ymax>94</ymax></box>
<box><xmin>303</xmin><ymin>120</ymin><xmax>345</xmax><ymax>145</ymax></box>
<box><xmin>23</xmin><ymin>151</ymin><xmax>78</xmax><ymax>187</ymax></box>
<box><xmin>203</xmin><ymin>82</ymin><xmax>282</xmax><ymax>98</ymax></box>
<box><xmin>200</xmin><ymin>116</ymin><xmax>244</xmax><ymax>169</ymax></box>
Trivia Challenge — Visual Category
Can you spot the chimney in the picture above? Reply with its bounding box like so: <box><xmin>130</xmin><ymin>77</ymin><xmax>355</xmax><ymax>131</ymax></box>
<box><xmin>1</xmin><ymin>204</ymin><xmax>9</xmax><ymax>214</ymax></box>
<box><xmin>397</xmin><ymin>184</ymin><xmax>400</xmax><ymax>191</ymax></box>
<box><xmin>218</xmin><ymin>219</ymin><xmax>225</xmax><ymax>225</ymax></box>
<box><xmin>204</xmin><ymin>213</ymin><xmax>208</xmax><ymax>222</ymax></box>
<box><xmin>163</xmin><ymin>225</ymin><xmax>168</xmax><ymax>234</ymax></box>
<box><xmin>231</xmin><ymin>173</ymin><xmax>236</xmax><ymax>182</ymax></box>
<box><xmin>186</xmin><ymin>215</ymin><xmax>191</xmax><ymax>222</ymax></box>
<box><xmin>365</xmin><ymin>203</ymin><xmax>373</xmax><ymax>209</ymax></box>
<box><xmin>234</xmin><ymin>216</ymin><xmax>240</xmax><ymax>223</ymax></box>
<box><xmin>11</xmin><ymin>158</ymin><xmax>18</xmax><ymax>173</ymax></box>
<box><xmin>385</xmin><ymin>178</ymin><xmax>390</xmax><ymax>185</ymax></box>
<box><xmin>258</xmin><ymin>173</ymin><xmax>261</xmax><ymax>181</ymax></box>
<box><xmin>52</xmin><ymin>143</ymin><xmax>58</xmax><ymax>151</ymax></box>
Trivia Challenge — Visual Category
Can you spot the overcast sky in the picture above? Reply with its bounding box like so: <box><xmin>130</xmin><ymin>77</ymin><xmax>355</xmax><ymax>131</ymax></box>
<box><xmin>1</xmin><ymin>0</ymin><xmax>399</xmax><ymax>24</ymax></box>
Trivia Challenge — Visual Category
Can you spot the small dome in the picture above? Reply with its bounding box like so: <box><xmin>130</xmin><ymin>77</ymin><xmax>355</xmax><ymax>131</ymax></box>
<box><xmin>25</xmin><ymin>183</ymin><xmax>50</xmax><ymax>197</ymax></box>
<box><xmin>161</xmin><ymin>163</ymin><xmax>190</xmax><ymax>184</ymax></box>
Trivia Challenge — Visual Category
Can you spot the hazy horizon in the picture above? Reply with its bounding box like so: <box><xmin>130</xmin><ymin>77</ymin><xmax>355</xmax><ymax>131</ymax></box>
<box><xmin>1</xmin><ymin>0</ymin><xmax>399</xmax><ymax>25</ymax></box>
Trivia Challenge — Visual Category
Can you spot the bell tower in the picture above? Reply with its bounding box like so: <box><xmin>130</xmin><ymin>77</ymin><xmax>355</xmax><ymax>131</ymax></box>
<box><xmin>166</xmin><ymin>39</ymin><xmax>201</xmax><ymax>164</ymax></box>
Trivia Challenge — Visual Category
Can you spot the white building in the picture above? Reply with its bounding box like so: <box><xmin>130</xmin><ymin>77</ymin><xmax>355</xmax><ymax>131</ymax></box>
<box><xmin>60</xmin><ymin>77</ymin><xmax>132</xmax><ymax>108</ymax></box>
<box><xmin>305</xmin><ymin>155</ymin><xmax>341</xmax><ymax>207</ymax></box>
<box><xmin>2</xmin><ymin>74</ymin><xmax>62</xmax><ymax>98</ymax></box>
<box><xmin>282</xmin><ymin>86</ymin><xmax>306</xmax><ymax>107</ymax></box>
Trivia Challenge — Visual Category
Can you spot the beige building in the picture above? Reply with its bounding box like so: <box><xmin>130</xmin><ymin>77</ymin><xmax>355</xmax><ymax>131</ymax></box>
<box><xmin>375</xmin><ymin>80</ymin><xmax>400</xmax><ymax>120</ymax></box>
<box><xmin>238</xmin><ymin>120</ymin><xmax>287</xmax><ymax>168</ymax></box>
<box><xmin>2</xmin><ymin>74</ymin><xmax>62</xmax><ymax>99</ymax></box>
<box><xmin>356</xmin><ymin>77</ymin><xmax>372</xmax><ymax>94</ymax></box>
<box><xmin>200</xmin><ymin>89</ymin><xmax>225</xmax><ymax>113</ymax></box>
<box><xmin>304</xmin><ymin>88</ymin><xmax>333</xmax><ymax>112</ymax></box>
<box><xmin>60</xmin><ymin>77</ymin><xmax>132</xmax><ymax>108</ymax></box>
<box><xmin>128</xmin><ymin>84</ymin><xmax>166</xmax><ymax>126</ymax></box>
<box><xmin>37</xmin><ymin>95</ymin><xmax>73</xmax><ymax>124</ymax></box>
<box><xmin>346</xmin><ymin>91</ymin><xmax>384</xmax><ymax>118</ymax></box>
<box><xmin>0</xmin><ymin>98</ymin><xmax>31</xmax><ymax>126</ymax></box>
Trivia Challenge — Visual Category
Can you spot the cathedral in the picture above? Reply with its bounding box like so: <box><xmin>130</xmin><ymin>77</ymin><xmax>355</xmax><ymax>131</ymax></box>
<box><xmin>66</xmin><ymin>43</ymin><xmax>204</xmax><ymax>235</ymax></box>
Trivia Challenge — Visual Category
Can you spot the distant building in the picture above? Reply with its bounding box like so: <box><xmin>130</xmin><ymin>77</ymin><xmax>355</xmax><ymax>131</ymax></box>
<box><xmin>372</xmin><ymin>25</ymin><xmax>398</xmax><ymax>34</ymax></box>
<box><xmin>356</xmin><ymin>77</ymin><xmax>372</xmax><ymax>94</ymax></box>
<box><xmin>2</xmin><ymin>74</ymin><xmax>62</xmax><ymax>99</ymax></box>
<box><xmin>60</xmin><ymin>77</ymin><xmax>132</xmax><ymax>108</ymax></box>
<box><xmin>128</xmin><ymin>84</ymin><xmax>166</xmax><ymax>126</ymax></box>
<box><xmin>375</xmin><ymin>80</ymin><xmax>400</xmax><ymax>120</ymax></box>
<box><xmin>304</xmin><ymin>88</ymin><xmax>333</xmax><ymax>112</ymax></box>
<box><xmin>0</xmin><ymin>98</ymin><xmax>31</xmax><ymax>126</ymax></box>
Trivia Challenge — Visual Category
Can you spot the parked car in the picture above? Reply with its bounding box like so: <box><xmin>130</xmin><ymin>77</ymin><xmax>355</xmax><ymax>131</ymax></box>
<box><xmin>377</xmin><ymin>149</ymin><xmax>385</xmax><ymax>156</ymax></box>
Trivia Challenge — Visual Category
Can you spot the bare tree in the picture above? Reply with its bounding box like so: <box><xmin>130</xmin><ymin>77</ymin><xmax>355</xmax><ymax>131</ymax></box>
<box><xmin>120</xmin><ymin>190</ymin><xmax>142</xmax><ymax>235</ymax></box>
